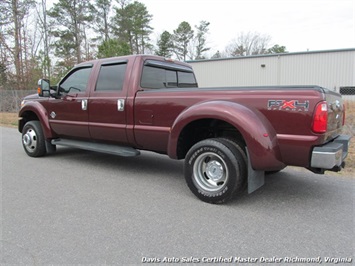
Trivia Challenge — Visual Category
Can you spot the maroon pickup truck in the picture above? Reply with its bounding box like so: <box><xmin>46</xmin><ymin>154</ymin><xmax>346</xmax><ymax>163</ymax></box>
<box><xmin>19</xmin><ymin>54</ymin><xmax>351</xmax><ymax>203</ymax></box>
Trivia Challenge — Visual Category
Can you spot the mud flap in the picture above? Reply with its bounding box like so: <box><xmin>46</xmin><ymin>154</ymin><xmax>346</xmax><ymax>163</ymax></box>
<box><xmin>246</xmin><ymin>150</ymin><xmax>265</xmax><ymax>193</ymax></box>
<box><xmin>45</xmin><ymin>140</ymin><xmax>56</xmax><ymax>154</ymax></box>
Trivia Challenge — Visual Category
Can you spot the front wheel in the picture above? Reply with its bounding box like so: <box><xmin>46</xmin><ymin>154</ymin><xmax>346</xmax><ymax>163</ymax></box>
<box><xmin>184</xmin><ymin>138</ymin><xmax>247</xmax><ymax>204</ymax></box>
<box><xmin>22</xmin><ymin>121</ymin><xmax>46</xmax><ymax>157</ymax></box>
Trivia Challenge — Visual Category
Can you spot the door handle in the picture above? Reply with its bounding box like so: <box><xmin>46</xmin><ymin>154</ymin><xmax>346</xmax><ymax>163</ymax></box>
<box><xmin>81</xmin><ymin>99</ymin><xmax>88</xmax><ymax>110</ymax></box>
<box><xmin>117</xmin><ymin>99</ymin><xmax>125</xmax><ymax>111</ymax></box>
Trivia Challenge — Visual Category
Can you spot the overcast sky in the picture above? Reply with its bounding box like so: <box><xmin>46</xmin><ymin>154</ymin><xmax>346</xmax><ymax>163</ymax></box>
<box><xmin>141</xmin><ymin>0</ymin><xmax>354</xmax><ymax>55</ymax></box>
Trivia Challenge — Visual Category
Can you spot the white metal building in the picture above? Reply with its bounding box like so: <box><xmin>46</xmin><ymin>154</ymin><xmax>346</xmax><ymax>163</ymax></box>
<box><xmin>188</xmin><ymin>48</ymin><xmax>355</xmax><ymax>99</ymax></box>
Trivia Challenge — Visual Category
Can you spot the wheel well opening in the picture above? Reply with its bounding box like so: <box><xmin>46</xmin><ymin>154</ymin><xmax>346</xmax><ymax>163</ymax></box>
<box><xmin>176</xmin><ymin>119</ymin><xmax>245</xmax><ymax>159</ymax></box>
<box><xmin>19</xmin><ymin>111</ymin><xmax>39</xmax><ymax>132</ymax></box>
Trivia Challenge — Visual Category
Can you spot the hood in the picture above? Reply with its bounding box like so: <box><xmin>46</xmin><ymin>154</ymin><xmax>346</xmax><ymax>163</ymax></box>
<box><xmin>23</xmin><ymin>93</ymin><xmax>40</xmax><ymax>100</ymax></box>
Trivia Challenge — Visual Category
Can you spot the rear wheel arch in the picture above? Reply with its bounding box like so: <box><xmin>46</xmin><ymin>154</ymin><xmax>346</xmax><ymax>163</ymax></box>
<box><xmin>168</xmin><ymin>101</ymin><xmax>284</xmax><ymax>170</ymax></box>
<box><xmin>175</xmin><ymin>118</ymin><xmax>246</xmax><ymax>159</ymax></box>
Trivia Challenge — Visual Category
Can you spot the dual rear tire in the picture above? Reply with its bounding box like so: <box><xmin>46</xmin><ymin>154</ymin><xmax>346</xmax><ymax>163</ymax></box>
<box><xmin>184</xmin><ymin>138</ymin><xmax>248</xmax><ymax>204</ymax></box>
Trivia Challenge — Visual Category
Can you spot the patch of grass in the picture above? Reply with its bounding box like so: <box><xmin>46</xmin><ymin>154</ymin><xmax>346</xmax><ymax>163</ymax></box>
<box><xmin>0</xmin><ymin>112</ymin><xmax>18</xmax><ymax>127</ymax></box>
<box><xmin>342</xmin><ymin>101</ymin><xmax>355</xmax><ymax>174</ymax></box>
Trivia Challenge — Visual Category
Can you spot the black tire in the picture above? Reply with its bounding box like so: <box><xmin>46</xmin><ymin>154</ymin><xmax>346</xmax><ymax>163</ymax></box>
<box><xmin>218</xmin><ymin>138</ymin><xmax>248</xmax><ymax>191</ymax></box>
<box><xmin>184</xmin><ymin>138</ymin><xmax>247</xmax><ymax>204</ymax></box>
<box><xmin>22</xmin><ymin>121</ymin><xmax>46</xmax><ymax>157</ymax></box>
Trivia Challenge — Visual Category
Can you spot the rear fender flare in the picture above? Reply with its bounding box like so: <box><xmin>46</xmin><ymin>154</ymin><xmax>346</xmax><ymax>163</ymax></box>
<box><xmin>168</xmin><ymin>100</ymin><xmax>284</xmax><ymax>170</ymax></box>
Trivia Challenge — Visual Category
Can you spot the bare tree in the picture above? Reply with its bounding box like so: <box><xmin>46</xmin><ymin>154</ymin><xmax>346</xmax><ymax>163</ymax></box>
<box><xmin>225</xmin><ymin>31</ymin><xmax>271</xmax><ymax>57</ymax></box>
<box><xmin>0</xmin><ymin>0</ymin><xmax>36</xmax><ymax>89</ymax></box>
<box><xmin>35</xmin><ymin>0</ymin><xmax>51</xmax><ymax>80</ymax></box>
<box><xmin>194</xmin><ymin>21</ymin><xmax>210</xmax><ymax>60</ymax></box>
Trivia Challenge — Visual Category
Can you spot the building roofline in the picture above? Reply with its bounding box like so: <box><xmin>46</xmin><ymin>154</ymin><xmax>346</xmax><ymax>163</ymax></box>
<box><xmin>187</xmin><ymin>48</ymin><xmax>355</xmax><ymax>63</ymax></box>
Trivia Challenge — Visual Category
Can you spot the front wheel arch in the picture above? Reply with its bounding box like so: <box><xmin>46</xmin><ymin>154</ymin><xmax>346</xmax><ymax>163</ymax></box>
<box><xmin>19</xmin><ymin>102</ymin><xmax>55</xmax><ymax>139</ymax></box>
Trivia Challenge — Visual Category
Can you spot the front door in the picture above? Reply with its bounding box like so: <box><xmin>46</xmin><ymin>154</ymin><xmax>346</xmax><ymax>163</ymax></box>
<box><xmin>47</xmin><ymin>66</ymin><xmax>93</xmax><ymax>139</ymax></box>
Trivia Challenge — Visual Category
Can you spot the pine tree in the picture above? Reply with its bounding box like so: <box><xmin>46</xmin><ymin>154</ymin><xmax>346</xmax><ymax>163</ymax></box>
<box><xmin>173</xmin><ymin>21</ymin><xmax>194</xmax><ymax>61</ymax></box>
<box><xmin>48</xmin><ymin>0</ymin><xmax>94</xmax><ymax>64</ymax></box>
<box><xmin>97</xmin><ymin>39</ymin><xmax>131</xmax><ymax>58</ymax></box>
<box><xmin>155</xmin><ymin>31</ymin><xmax>173</xmax><ymax>58</ymax></box>
<box><xmin>112</xmin><ymin>1</ymin><xmax>153</xmax><ymax>54</ymax></box>
<box><xmin>267</xmin><ymin>45</ymin><xmax>288</xmax><ymax>54</ymax></box>
<box><xmin>92</xmin><ymin>0</ymin><xmax>112</xmax><ymax>42</ymax></box>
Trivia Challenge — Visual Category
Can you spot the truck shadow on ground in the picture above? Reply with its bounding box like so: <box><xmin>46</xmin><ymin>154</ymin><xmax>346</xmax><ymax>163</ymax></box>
<box><xmin>53</xmin><ymin>146</ymin><xmax>348</xmax><ymax>206</ymax></box>
<box><xmin>54</xmin><ymin>147</ymin><xmax>184</xmax><ymax>179</ymax></box>
<box><xmin>231</xmin><ymin>170</ymin><xmax>347</xmax><ymax>207</ymax></box>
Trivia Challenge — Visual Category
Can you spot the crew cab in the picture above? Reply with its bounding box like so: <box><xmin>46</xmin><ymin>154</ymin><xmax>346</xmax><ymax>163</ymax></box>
<box><xmin>19</xmin><ymin>55</ymin><xmax>351</xmax><ymax>203</ymax></box>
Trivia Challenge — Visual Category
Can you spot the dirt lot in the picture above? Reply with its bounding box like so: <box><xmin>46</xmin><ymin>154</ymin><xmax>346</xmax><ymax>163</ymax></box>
<box><xmin>2</xmin><ymin>103</ymin><xmax>354</xmax><ymax>174</ymax></box>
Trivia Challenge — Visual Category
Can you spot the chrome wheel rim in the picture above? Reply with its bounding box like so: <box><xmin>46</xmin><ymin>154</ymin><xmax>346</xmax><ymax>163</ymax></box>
<box><xmin>193</xmin><ymin>152</ymin><xmax>229</xmax><ymax>192</ymax></box>
<box><xmin>22</xmin><ymin>128</ymin><xmax>37</xmax><ymax>153</ymax></box>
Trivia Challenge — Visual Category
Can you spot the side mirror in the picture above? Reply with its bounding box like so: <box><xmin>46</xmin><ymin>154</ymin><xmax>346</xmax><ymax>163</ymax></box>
<box><xmin>38</xmin><ymin>79</ymin><xmax>50</xmax><ymax>97</ymax></box>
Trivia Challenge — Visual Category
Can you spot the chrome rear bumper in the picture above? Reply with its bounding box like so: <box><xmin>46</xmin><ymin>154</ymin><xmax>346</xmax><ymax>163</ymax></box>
<box><xmin>310</xmin><ymin>135</ymin><xmax>351</xmax><ymax>170</ymax></box>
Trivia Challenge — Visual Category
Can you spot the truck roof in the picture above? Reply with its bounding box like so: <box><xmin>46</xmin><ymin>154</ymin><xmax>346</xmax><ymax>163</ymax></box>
<box><xmin>75</xmin><ymin>54</ymin><xmax>193</xmax><ymax>69</ymax></box>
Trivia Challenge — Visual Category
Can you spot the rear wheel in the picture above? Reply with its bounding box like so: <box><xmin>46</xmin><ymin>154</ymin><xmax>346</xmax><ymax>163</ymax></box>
<box><xmin>22</xmin><ymin>121</ymin><xmax>46</xmax><ymax>157</ymax></box>
<box><xmin>184</xmin><ymin>138</ymin><xmax>247</xmax><ymax>203</ymax></box>
<box><xmin>218</xmin><ymin>138</ymin><xmax>248</xmax><ymax>191</ymax></box>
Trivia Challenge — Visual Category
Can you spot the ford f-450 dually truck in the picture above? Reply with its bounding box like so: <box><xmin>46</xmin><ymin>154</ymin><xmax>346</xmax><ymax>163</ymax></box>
<box><xmin>19</xmin><ymin>55</ymin><xmax>351</xmax><ymax>203</ymax></box>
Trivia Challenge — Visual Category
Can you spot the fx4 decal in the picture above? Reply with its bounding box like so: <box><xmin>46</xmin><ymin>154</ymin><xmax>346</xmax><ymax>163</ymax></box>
<box><xmin>268</xmin><ymin>100</ymin><xmax>309</xmax><ymax>111</ymax></box>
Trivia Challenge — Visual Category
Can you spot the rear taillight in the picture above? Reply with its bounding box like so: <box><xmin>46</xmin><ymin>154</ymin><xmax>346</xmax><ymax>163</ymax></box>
<box><xmin>342</xmin><ymin>103</ymin><xmax>346</xmax><ymax>126</ymax></box>
<box><xmin>312</xmin><ymin>101</ymin><xmax>328</xmax><ymax>133</ymax></box>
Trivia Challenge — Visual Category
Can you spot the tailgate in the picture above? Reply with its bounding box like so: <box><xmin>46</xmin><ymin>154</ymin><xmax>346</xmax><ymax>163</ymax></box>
<box><xmin>323</xmin><ymin>88</ymin><xmax>344</xmax><ymax>138</ymax></box>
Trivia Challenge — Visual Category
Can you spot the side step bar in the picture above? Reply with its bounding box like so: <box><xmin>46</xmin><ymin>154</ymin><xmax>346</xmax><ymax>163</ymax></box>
<box><xmin>51</xmin><ymin>139</ymin><xmax>140</xmax><ymax>157</ymax></box>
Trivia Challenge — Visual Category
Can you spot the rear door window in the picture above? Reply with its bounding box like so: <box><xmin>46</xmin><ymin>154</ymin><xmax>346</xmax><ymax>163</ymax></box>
<box><xmin>96</xmin><ymin>63</ymin><xmax>127</xmax><ymax>91</ymax></box>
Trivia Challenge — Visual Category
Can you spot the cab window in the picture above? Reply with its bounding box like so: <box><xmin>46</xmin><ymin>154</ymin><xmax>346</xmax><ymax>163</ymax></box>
<box><xmin>178</xmin><ymin>71</ymin><xmax>198</xmax><ymax>88</ymax></box>
<box><xmin>59</xmin><ymin>67</ymin><xmax>92</xmax><ymax>94</ymax></box>
<box><xmin>95</xmin><ymin>63</ymin><xmax>127</xmax><ymax>91</ymax></box>
<box><xmin>141</xmin><ymin>66</ymin><xmax>177</xmax><ymax>89</ymax></box>
<box><xmin>141</xmin><ymin>60</ymin><xmax>197</xmax><ymax>89</ymax></box>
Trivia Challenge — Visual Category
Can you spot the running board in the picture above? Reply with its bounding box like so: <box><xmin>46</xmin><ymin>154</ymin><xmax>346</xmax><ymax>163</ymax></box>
<box><xmin>51</xmin><ymin>139</ymin><xmax>140</xmax><ymax>157</ymax></box>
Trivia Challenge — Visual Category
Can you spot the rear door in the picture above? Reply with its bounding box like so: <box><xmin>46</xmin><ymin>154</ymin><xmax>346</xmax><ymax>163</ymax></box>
<box><xmin>134</xmin><ymin>59</ymin><xmax>198</xmax><ymax>152</ymax></box>
<box><xmin>88</xmin><ymin>60</ymin><xmax>129</xmax><ymax>144</ymax></box>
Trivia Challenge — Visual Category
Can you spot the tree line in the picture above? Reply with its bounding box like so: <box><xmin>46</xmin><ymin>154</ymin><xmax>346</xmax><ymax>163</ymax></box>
<box><xmin>0</xmin><ymin>0</ymin><xmax>287</xmax><ymax>90</ymax></box>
